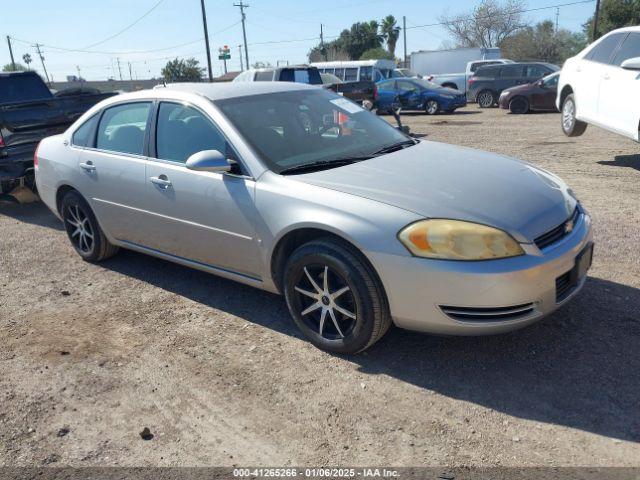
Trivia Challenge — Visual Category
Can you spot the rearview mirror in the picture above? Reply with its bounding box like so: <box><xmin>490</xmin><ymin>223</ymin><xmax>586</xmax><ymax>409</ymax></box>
<box><xmin>621</xmin><ymin>57</ymin><xmax>640</xmax><ymax>71</ymax></box>
<box><xmin>186</xmin><ymin>150</ymin><xmax>231</xmax><ymax>173</ymax></box>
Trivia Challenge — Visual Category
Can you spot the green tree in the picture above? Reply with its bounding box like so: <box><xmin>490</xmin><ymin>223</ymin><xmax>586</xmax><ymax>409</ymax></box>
<box><xmin>22</xmin><ymin>54</ymin><xmax>32</xmax><ymax>70</ymax></box>
<box><xmin>380</xmin><ymin>15</ymin><xmax>400</xmax><ymax>56</ymax></box>
<box><xmin>501</xmin><ymin>20</ymin><xmax>587</xmax><ymax>65</ymax></box>
<box><xmin>584</xmin><ymin>0</ymin><xmax>640</xmax><ymax>41</ymax></box>
<box><xmin>2</xmin><ymin>62</ymin><xmax>27</xmax><ymax>72</ymax></box>
<box><xmin>308</xmin><ymin>19</ymin><xmax>383</xmax><ymax>62</ymax></box>
<box><xmin>161</xmin><ymin>58</ymin><xmax>204</xmax><ymax>82</ymax></box>
<box><xmin>360</xmin><ymin>47</ymin><xmax>395</xmax><ymax>60</ymax></box>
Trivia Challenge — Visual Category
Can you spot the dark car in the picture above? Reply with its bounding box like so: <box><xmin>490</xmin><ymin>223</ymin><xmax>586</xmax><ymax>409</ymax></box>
<box><xmin>0</xmin><ymin>71</ymin><xmax>115</xmax><ymax>197</ymax></box>
<box><xmin>376</xmin><ymin>78</ymin><xmax>467</xmax><ymax>115</ymax></box>
<box><xmin>468</xmin><ymin>62</ymin><xmax>560</xmax><ymax>108</ymax></box>
<box><xmin>498</xmin><ymin>72</ymin><xmax>560</xmax><ymax>114</ymax></box>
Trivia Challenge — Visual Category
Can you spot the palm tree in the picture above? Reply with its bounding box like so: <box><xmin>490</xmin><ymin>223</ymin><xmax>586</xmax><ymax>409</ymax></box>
<box><xmin>22</xmin><ymin>53</ymin><xmax>32</xmax><ymax>70</ymax></box>
<box><xmin>381</xmin><ymin>15</ymin><xmax>400</xmax><ymax>57</ymax></box>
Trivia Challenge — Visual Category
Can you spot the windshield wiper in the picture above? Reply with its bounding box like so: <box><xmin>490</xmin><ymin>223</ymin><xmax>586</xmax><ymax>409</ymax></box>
<box><xmin>279</xmin><ymin>157</ymin><xmax>371</xmax><ymax>175</ymax></box>
<box><xmin>372</xmin><ymin>139</ymin><xmax>417</xmax><ymax>155</ymax></box>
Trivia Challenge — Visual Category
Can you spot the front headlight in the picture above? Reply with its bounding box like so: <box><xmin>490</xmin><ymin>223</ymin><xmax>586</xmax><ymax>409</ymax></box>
<box><xmin>398</xmin><ymin>219</ymin><xmax>524</xmax><ymax>261</ymax></box>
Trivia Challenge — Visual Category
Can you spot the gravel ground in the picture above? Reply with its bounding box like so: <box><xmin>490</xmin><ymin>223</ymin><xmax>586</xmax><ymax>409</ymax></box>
<box><xmin>0</xmin><ymin>105</ymin><xmax>638</xmax><ymax>467</ymax></box>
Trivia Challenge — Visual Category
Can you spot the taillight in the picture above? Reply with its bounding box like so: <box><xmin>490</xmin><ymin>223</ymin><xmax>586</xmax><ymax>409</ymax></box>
<box><xmin>34</xmin><ymin>141</ymin><xmax>41</xmax><ymax>168</ymax></box>
<box><xmin>0</xmin><ymin>130</ymin><xmax>4</xmax><ymax>147</ymax></box>
<box><xmin>468</xmin><ymin>77</ymin><xmax>475</xmax><ymax>86</ymax></box>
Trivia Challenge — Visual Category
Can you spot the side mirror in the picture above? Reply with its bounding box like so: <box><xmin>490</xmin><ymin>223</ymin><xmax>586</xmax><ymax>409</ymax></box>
<box><xmin>536</xmin><ymin>79</ymin><xmax>544</xmax><ymax>86</ymax></box>
<box><xmin>621</xmin><ymin>57</ymin><xmax>640</xmax><ymax>71</ymax></box>
<box><xmin>186</xmin><ymin>150</ymin><xmax>231</xmax><ymax>173</ymax></box>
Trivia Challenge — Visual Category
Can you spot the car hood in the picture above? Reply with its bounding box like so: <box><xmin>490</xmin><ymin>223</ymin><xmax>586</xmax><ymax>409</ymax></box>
<box><xmin>293</xmin><ymin>141</ymin><xmax>576</xmax><ymax>243</ymax></box>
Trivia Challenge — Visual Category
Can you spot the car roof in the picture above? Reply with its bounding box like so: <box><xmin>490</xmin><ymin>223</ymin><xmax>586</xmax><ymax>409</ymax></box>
<box><xmin>154</xmin><ymin>82</ymin><xmax>318</xmax><ymax>100</ymax></box>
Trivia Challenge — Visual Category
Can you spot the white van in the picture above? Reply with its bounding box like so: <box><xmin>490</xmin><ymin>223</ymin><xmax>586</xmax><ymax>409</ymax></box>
<box><xmin>310</xmin><ymin>59</ymin><xmax>396</xmax><ymax>83</ymax></box>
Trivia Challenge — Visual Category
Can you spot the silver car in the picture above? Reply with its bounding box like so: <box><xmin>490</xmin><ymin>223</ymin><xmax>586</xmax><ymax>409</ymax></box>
<box><xmin>35</xmin><ymin>82</ymin><xmax>593</xmax><ymax>353</ymax></box>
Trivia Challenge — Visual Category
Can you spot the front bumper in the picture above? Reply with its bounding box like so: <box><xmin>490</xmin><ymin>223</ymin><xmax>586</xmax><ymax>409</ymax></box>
<box><xmin>369</xmin><ymin>210</ymin><xmax>593</xmax><ymax>335</ymax></box>
<box><xmin>440</xmin><ymin>96</ymin><xmax>467</xmax><ymax>111</ymax></box>
<box><xmin>498</xmin><ymin>93</ymin><xmax>511</xmax><ymax>109</ymax></box>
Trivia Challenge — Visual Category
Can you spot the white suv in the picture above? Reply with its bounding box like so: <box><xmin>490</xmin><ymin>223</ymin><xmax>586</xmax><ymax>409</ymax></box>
<box><xmin>558</xmin><ymin>26</ymin><xmax>640</xmax><ymax>142</ymax></box>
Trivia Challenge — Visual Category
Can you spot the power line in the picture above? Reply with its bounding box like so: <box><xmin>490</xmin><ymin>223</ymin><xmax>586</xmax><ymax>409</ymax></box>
<box><xmin>82</xmin><ymin>0</ymin><xmax>166</xmax><ymax>50</ymax></box>
<box><xmin>405</xmin><ymin>0</ymin><xmax>595</xmax><ymax>30</ymax></box>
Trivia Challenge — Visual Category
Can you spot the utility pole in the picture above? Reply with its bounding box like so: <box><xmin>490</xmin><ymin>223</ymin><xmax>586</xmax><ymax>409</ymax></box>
<box><xmin>34</xmin><ymin>44</ymin><xmax>50</xmax><ymax>85</ymax></box>
<box><xmin>320</xmin><ymin>24</ymin><xmax>326</xmax><ymax>60</ymax></box>
<box><xmin>200</xmin><ymin>0</ymin><xmax>214</xmax><ymax>82</ymax></box>
<box><xmin>116</xmin><ymin>57</ymin><xmax>123</xmax><ymax>81</ymax></box>
<box><xmin>6</xmin><ymin>36</ymin><xmax>16</xmax><ymax>70</ymax></box>
<box><xmin>555</xmin><ymin>7</ymin><xmax>560</xmax><ymax>33</ymax></box>
<box><xmin>76</xmin><ymin>65</ymin><xmax>82</xmax><ymax>82</ymax></box>
<box><xmin>403</xmin><ymin>16</ymin><xmax>407</xmax><ymax>68</ymax></box>
<box><xmin>128</xmin><ymin>62</ymin><xmax>134</xmax><ymax>91</ymax></box>
<box><xmin>238</xmin><ymin>44</ymin><xmax>243</xmax><ymax>71</ymax></box>
<box><xmin>234</xmin><ymin>1</ymin><xmax>250</xmax><ymax>69</ymax></box>
<box><xmin>592</xmin><ymin>0</ymin><xmax>601</xmax><ymax>40</ymax></box>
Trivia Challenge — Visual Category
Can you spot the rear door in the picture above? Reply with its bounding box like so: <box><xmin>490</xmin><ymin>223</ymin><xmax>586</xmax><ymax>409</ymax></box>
<box><xmin>497</xmin><ymin>64</ymin><xmax>526</xmax><ymax>93</ymax></box>
<box><xmin>142</xmin><ymin>101</ymin><xmax>260</xmax><ymax>278</ymax></box>
<box><xmin>598</xmin><ymin>32</ymin><xmax>640</xmax><ymax>138</ymax></box>
<box><xmin>73</xmin><ymin>101</ymin><xmax>152</xmax><ymax>245</ymax></box>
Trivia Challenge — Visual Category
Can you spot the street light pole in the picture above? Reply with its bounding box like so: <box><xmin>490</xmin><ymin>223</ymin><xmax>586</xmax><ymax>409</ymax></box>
<box><xmin>403</xmin><ymin>16</ymin><xmax>408</xmax><ymax>68</ymax></box>
<box><xmin>200</xmin><ymin>0</ymin><xmax>214</xmax><ymax>81</ymax></box>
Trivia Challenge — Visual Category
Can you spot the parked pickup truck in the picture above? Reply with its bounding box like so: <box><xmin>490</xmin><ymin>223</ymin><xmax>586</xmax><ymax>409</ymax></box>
<box><xmin>0</xmin><ymin>71</ymin><xmax>115</xmax><ymax>198</ymax></box>
<box><xmin>427</xmin><ymin>59</ymin><xmax>514</xmax><ymax>97</ymax></box>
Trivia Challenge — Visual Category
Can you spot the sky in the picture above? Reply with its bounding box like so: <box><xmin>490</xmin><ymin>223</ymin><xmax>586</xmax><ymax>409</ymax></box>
<box><xmin>3</xmin><ymin>0</ymin><xmax>598</xmax><ymax>81</ymax></box>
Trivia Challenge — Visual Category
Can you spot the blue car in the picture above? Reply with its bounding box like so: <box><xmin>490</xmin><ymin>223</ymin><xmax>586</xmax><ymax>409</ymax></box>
<box><xmin>376</xmin><ymin>78</ymin><xmax>467</xmax><ymax>115</ymax></box>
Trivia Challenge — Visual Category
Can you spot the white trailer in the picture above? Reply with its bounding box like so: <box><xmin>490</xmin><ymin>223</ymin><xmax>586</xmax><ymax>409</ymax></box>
<box><xmin>410</xmin><ymin>47</ymin><xmax>509</xmax><ymax>94</ymax></box>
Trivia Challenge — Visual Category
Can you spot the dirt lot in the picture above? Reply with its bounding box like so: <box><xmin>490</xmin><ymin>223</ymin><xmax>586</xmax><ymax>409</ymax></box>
<box><xmin>1</xmin><ymin>106</ymin><xmax>638</xmax><ymax>467</ymax></box>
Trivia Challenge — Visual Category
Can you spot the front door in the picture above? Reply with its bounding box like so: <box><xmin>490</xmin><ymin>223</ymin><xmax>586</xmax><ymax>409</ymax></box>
<box><xmin>396</xmin><ymin>80</ymin><xmax>422</xmax><ymax>109</ymax></box>
<box><xmin>141</xmin><ymin>101</ymin><xmax>261</xmax><ymax>278</ymax></box>
<box><xmin>598</xmin><ymin>32</ymin><xmax>640</xmax><ymax>138</ymax></box>
<box><xmin>530</xmin><ymin>74</ymin><xmax>559</xmax><ymax>111</ymax></box>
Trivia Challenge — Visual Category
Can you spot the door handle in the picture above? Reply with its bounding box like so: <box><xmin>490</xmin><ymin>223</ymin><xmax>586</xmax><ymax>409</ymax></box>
<box><xmin>79</xmin><ymin>161</ymin><xmax>96</xmax><ymax>171</ymax></box>
<box><xmin>150</xmin><ymin>175</ymin><xmax>172</xmax><ymax>188</ymax></box>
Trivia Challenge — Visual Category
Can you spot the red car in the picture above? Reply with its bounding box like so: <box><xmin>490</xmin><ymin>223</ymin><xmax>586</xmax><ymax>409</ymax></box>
<box><xmin>498</xmin><ymin>72</ymin><xmax>559</xmax><ymax>114</ymax></box>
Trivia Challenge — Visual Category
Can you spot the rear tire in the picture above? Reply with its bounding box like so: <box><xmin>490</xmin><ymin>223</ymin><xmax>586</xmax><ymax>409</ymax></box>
<box><xmin>477</xmin><ymin>90</ymin><xmax>496</xmax><ymax>108</ymax></box>
<box><xmin>61</xmin><ymin>191</ymin><xmax>119</xmax><ymax>262</ymax></box>
<box><xmin>509</xmin><ymin>96</ymin><xmax>530</xmax><ymax>114</ymax></box>
<box><xmin>283</xmin><ymin>238</ymin><xmax>391</xmax><ymax>354</ymax></box>
<box><xmin>425</xmin><ymin>99</ymin><xmax>440</xmax><ymax>115</ymax></box>
<box><xmin>561</xmin><ymin>93</ymin><xmax>587</xmax><ymax>137</ymax></box>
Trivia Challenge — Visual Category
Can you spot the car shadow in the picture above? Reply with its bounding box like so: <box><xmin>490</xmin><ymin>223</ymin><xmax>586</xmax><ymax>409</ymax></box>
<box><xmin>598</xmin><ymin>154</ymin><xmax>640</xmax><ymax>172</ymax></box>
<box><xmin>0</xmin><ymin>201</ymin><xmax>64</xmax><ymax>231</ymax></box>
<box><xmin>100</xmin><ymin>249</ymin><xmax>639</xmax><ymax>443</ymax></box>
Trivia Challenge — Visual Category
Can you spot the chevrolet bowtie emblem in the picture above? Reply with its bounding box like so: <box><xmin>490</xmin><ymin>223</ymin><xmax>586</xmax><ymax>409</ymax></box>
<box><xmin>564</xmin><ymin>219</ymin><xmax>574</xmax><ymax>234</ymax></box>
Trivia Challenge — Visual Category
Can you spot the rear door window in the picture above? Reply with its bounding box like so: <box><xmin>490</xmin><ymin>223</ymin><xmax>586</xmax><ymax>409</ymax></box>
<box><xmin>96</xmin><ymin>102</ymin><xmax>151</xmax><ymax>155</ymax></box>
<box><xmin>72</xmin><ymin>114</ymin><xmax>100</xmax><ymax>147</ymax></box>
<box><xmin>500</xmin><ymin>65</ymin><xmax>525</xmax><ymax>78</ymax></box>
<box><xmin>525</xmin><ymin>64</ymin><xmax>548</xmax><ymax>78</ymax></box>
<box><xmin>255</xmin><ymin>70</ymin><xmax>274</xmax><ymax>81</ymax></box>
<box><xmin>612</xmin><ymin>33</ymin><xmax>640</xmax><ymax>66</ymax></box>
<box><xmin>344</xmin><ymin>68</ymin><xmax>358</xmax><ymax>82</ymax></box>
<box><xmin>586</xmin><ymin>33</ymin><xmax>625</xmax><ymax>64</ymax></box>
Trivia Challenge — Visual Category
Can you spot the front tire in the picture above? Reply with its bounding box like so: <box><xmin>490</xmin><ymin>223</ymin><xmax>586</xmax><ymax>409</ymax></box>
<box><xmin>283</xmin><ymin>239</ymin><xmax>391</xmax><ymax>354</ymax></box>
<box><xmin>509</xmin><ymin>96</ymin><xmax>529</xmax><ymax>114</ymax></box>
<box><xmin>425</xmin><ymin>99</ymin><xmax>440</xmax><ymax>115</ymax></box>
<box><xmin>477</xmin><ymin>90</ymin><xmax>496</xmax><ymax>108</ymax></box>
<box><xmin>561</xmin><ymin>94</ymin><xmax>587</xmax><ymax>137</ymax></box>
<box><xmin>61</xmin><ymin>191</ymin><xmax>119</xmax><ymax>262</ymax></box>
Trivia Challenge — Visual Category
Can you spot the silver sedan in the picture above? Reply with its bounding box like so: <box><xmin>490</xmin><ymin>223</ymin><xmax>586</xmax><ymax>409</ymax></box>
<box><xmin>35</xmin><ymin>82</ymin><xmax>593</xmax><ymax>353</ymax></box>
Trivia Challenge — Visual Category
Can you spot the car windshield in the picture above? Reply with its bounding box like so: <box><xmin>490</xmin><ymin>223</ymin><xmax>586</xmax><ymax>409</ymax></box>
<box><xmin>215</xmin><ymin>89</ymin><xmax>412</xmax><ymax>174</ymax></box>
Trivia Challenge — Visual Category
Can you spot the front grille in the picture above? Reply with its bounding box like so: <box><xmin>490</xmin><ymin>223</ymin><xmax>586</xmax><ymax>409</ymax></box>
<box><xmin>555</xmin><ymin>270</ymin><xmax>575</xmax><ymax>302</ymax></box>
<box><xmin>440</xmin><ymin>303</ymin><xmax>536</xmax><ymax>322</ymax></box>
<box><xmin>535</xmin><ymin>207</ymin><xmax>580</xmax><ymax>250</ymax></box>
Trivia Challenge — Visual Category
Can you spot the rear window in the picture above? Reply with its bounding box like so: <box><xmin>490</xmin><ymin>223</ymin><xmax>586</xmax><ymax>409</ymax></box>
<box><xmin>279</xmin><ymin>68</ymin><xmax>322</xmax><ymax>85</ymax></box>
<box><xmin>0</xmin><ymin>73</ymin><xmax>53</xmax><ymax>104</ymax></box>
<box><xmin>344</xmin><ymin>68</ymin><xmax>358</xmax><ymax>82</ymax></box>
<box><xmin>470</xmin><ymin>61</ymin><xmax>500</xmax><ymax>72</ymax></box>
<box><xmin>255</xmin><ymin>70</ymin><xmax>274</xmax><ymax>81</ymax></box>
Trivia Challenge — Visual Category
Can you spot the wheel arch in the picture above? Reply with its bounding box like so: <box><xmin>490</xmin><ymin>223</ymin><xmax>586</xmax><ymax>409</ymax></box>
<box><xmin>559</xmin><ymin>84</ymin><xmax>574</xmax><ymax>108</ymax></box>
<box><xmin>269</xmin><ymin>226</ymin><xmax>386</xmax><ymax>298</ymax></box>
<box><xmin>55</xmin><ymin>184</ymin><xmax>80</xmax><ymax>215</ymax></box>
